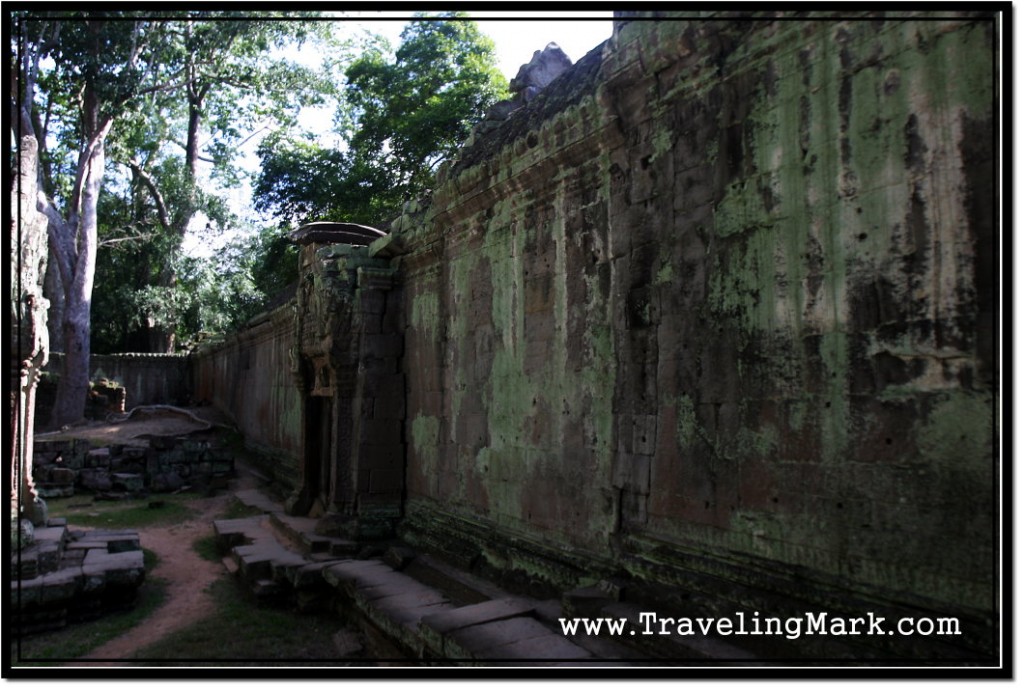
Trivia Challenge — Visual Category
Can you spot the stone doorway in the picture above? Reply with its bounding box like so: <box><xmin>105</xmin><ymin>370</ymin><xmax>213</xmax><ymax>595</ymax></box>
<box><xmin>304</xmin><ymin>393</ymin><xmax>333</xmax><ymax>517</ymax></box>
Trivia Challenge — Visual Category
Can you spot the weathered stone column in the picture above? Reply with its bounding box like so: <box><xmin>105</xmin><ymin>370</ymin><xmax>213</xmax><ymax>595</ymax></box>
<box><xmin>10</xmin><ymin>133</ymin><xmax>50</xmax><ymax>530</ymax></box>
<box><xmin>286</xmin><ymin>222</ymin><xmax>406</xmax><ymax>539</ymax></box>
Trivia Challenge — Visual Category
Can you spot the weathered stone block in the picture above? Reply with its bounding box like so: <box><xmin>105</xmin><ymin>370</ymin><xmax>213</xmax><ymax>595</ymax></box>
<box><xmin>111</xmin><ymin>473</ymin><xmax>144</xmax><ymax>493</ymax></box>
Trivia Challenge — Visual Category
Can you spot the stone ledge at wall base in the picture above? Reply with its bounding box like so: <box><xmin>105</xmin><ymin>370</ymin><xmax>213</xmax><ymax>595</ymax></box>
<box><xmin>397</xmin><ymin>508</ymin><xmax>996</xmax><ymax>662</ymax></box>
<box><xmin>10</xmin><ymin>518</ymin><xmax>146</xmax><ymax>635</ymax></box>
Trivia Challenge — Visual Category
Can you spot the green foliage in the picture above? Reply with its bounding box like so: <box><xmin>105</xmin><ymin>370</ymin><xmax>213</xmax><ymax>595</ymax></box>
<box><xmin>78</xmin><ymin>14</ymin><xmax>332</xmax><ymax>353</ymax></box>
<box><xmin>254</xmin><ymin>13</ymin><xmax>508</xmax><ymax>227</ymax></box>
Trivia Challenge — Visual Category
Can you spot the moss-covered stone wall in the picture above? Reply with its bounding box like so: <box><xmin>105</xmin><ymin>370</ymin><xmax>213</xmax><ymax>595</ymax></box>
<box><xmin>191</xmin><ymin>304</ymin><xmax>304</xmax><ymax>489</ymax></box>
<box><xmin>394</xmin><ymin>13</ymin><xmax>996</xmax><ymax>621</ymax></box>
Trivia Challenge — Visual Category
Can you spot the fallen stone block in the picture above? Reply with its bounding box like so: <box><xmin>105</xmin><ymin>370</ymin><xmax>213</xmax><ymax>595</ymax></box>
<box><xmin>111</xmin><ymin>473</ymin><xmax>144</xmax><ymax>492</ymax></box>
<box><xmin>252</xmin><ymin>578</ymin><xmax>280</xmax><ymax>598</ymax></box>
<box><xmin>82</xmin><ymin>549</ymin><xmax>145</xmax><ymax>587</ymax></box>
<box><xmin>86</xmin><ymin>530</ymin><xmax>141</xmax><ymax>553</ymax></box>
<box><xmin>383</xmin><ymin>545</ymin><xmax>417</xmax><ymax>570</ymax></box>
<box><xmin>332</xmin><ymin>630</ymin><xmax>363</xmax><ymax>657</ymax></box>
<box><xmin>32</xmin><ymin>526</ymin><xmax>68</xmax><ymax>544</ymax></box>
<box><xmin>11</xmin><ymin>575</ymin><xmax>44</xmax><ymax>606</ymax></box>
<box><xmin>322</xmin><ymin>559</ymin><xmax>395</xmax><ymax>589</ymax></box>
<box><xmin>38</xmin><ymin>567</ymin><xmax>85</xmax><ymax>605</ymax></box>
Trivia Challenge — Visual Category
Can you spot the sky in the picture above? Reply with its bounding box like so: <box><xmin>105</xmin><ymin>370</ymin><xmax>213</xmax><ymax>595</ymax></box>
<box><xmin>374</xmin><ymin>11</ymin><xmax>614</xmax><ymax>80</ymax></box>
<box><xmin>184</xmin><ymin>13</ymin><xmax>614</xmax><ymax>257</ymax></box>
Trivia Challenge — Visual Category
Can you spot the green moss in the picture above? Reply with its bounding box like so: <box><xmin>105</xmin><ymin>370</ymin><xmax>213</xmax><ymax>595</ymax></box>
<box><xmin>410</xmin><ymin>414</ymin><xmax>441</xmax><ymax>458</ymax></box>
<box><xmin>917</xmin><ymin>392</ymin><xmax>993</xmax><ymax>470</ymax></box>
<box><xmin>411</xmin><ymin>290</ymin><xmax>440</xmax><ymax>341</ymax></box>
<box><xmin>736</xmin><ymin>423</ymin><xmax>779</xmax><ymax>457</ymax></box>
<box><xmin>651</xmin><ymin>126</ymin><xmax>674</xmax><ymax>160</ymax></box>
<box><xmin>676</xmin><ymin>394</ymin><xmax>699</xmax><ymax>446</ymax></box>
<box><xmin>655</xmin><ymin>260</ymin><xmax>675</xmax><ymax>286</ymax></box>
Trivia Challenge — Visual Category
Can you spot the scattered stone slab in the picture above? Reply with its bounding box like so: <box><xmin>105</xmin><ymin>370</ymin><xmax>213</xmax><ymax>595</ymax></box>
<box><xmin>234</xmin><ymin>488</ymin><xmax>282</xmax><ymax>513</ymax></box>
<box><xmin>11</xmin><ymin>522</ymin><xmax>145</xmax><ymax>634</ymax></box>
<box><xmin>421</xmin><ymin>597</ymin><xmax>536</xmax><ymax>637</ymax></box>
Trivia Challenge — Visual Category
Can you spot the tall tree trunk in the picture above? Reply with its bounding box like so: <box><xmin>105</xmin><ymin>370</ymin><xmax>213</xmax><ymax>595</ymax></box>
<box><xmin>146</xmin><ymin>92</ymin><xmax>204</xmax><ymax>354</ymax></box>
<box><xmin>48</xmin><ymin>133</ymin><xmax>106</xmax><ymax>428</ymax></box>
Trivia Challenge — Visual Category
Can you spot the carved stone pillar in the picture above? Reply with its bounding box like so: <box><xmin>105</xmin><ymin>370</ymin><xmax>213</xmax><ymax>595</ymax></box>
<box><xmin>285</xmin><ymin>223</ymin><xmax>406</xmax><ymax>539</ymax></box>
<box><xmin>10</xmin><ymin>134</ymin><xmax>50</xmax><ymax>530</ymax></box>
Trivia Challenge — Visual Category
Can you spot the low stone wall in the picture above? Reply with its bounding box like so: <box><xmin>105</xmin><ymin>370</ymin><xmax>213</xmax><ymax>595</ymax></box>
<box><xmin>38</xmin><ymin>353</ymin><xmax>192</xmax><ymax>427</ymax></box>
<box><xmin>32</xmin><ymin>436</ymin><xmax>234</xmax><ymax>498</ymax></box>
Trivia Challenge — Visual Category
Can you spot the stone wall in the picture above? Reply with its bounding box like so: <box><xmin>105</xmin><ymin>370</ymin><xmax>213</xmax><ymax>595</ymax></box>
<box><xmin>41</xmin><ymin>352</ymin><xmax>191</xmax><ymax>414</ymax></box>
<box><xmin>191</xmin><ymin>305</ymin><xmax>303</xmax><ymax>490</ymax></box>
<box><xmin>61</xmin><ymin>12</ymin><xmax>997</xmax><ymax>656</ymax></box>
<box><xmin>391</xmin><ymin>12</ymin><xmax>995</xmax><ymax>629</ymax></box>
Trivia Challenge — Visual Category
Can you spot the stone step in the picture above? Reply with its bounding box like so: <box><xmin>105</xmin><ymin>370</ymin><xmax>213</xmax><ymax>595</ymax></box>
<box><xmin>212</xmin><ymin>515</ymin><xmax>265</xmax><ymax>551</ymax></box>
<box><xmin>324</xmin><ymin>559</ymin><xmax>455</xmax><ymax>651</ymax></box>
<box><xmin>419</xmin><ymin>597</ymin><xmax>536</xmax><ymax>655</ymax></box>
<box><xmin>233</xmin><ymin>488</ymin><xmax>280</xmax><ymax>514</ymax></box>
<box><xmin>441</xmin><ymin>615</ymin><xmax>591</xmax><ymax>662</ymax></box>
<box><xmin>321</xmin><ymin>558</ymin><xmax>596</xmax><ymax>663</ymax></box>
<box><xmin>231</xmin><ymin>543</ymin><xmax>306</xmax><ymax>582</ymax></box>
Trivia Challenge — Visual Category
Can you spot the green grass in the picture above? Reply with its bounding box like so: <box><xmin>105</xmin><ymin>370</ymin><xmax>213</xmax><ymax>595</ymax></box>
<box><xmin>191</xmin><ymin>534</ymin><xmax>221</xmax><ymax>563</ymax></box>
<box><xmin>11</xmin><ymin>549</ymin><xmax>166</xmax><ymax>667</ymax></box>
<box><xmin>129</xmin><ymin>579</ymin><xmax>352</xmax><ymax>665</ymax></box>
<box><xmin>44</xmin><ymin>493</ymin><xmax>205</xmax><ymax>530</ymax></box>
<box><xmin>218</xmin><ymin>496</ymin><xmax>265</xmax><ymax>520</ymax></box>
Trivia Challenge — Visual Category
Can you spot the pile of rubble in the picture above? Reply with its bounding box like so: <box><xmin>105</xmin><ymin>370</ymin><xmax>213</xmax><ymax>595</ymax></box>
<box><xmin>33</xmin><ymin>436</ymin><xmax>234</xmax><ymax>500</ymax></box>
<box><xmin>11</xmin><ymin>519</ymin><xmax>145</xmax><ymax>634</ymax></box>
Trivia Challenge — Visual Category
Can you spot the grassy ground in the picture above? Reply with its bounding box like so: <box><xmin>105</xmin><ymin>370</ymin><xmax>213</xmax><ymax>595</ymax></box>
<box><xmin>128</xmin><ymin>579</ymin><xmax>354</xmax><ymax>665</ymax></box>
<box><xmin>44</xmin><ymin>492</ymin><xmax>207</xmax><ymax>530</ymax></box>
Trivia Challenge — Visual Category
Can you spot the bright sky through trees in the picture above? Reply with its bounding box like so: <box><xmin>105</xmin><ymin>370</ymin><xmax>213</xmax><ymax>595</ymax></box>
<box><xmin>182</xmin><ymin>13</ymin><xmax>613</xmax><ymax>258</ymax></box>
<box><xmin>334</xmin><ymin>11</ymin><xmax>613</xmax><ymax>79</ymax></box>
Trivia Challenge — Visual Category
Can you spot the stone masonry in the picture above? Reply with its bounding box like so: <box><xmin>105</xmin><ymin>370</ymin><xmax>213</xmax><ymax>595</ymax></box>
<box><xmin>188</xmin><ymin>13</ymin><xmax>998</xmax><ymax>660</ymax></box>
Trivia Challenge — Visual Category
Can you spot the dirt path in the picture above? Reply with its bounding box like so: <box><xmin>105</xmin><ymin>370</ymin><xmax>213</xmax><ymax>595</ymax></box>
<box><xmin>75</xmin><ymin>496</ymin><xmax>231</xmax><ymax>663</ymax></box>
<box><xmin>58</xmin><ymin>410</ymin><xmax>264</xmax><ymax>664</ymax></box>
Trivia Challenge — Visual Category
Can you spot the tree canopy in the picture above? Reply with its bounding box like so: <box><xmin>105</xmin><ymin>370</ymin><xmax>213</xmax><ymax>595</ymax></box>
<box><xmin>254</xmin><ymin>13</ymin><xmax>508</xmax><ymax>228</ymax></box>
<box><xmin>13</xmin><ymin>11</ymin><xmax>329</xmax><ymax>424</ymax></box>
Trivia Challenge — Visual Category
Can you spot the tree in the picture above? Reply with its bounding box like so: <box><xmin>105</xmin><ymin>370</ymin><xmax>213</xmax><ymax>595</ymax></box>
<box><xmin>13</xmin><ymin>11</ymin><xmax>327</xmax><ymax>426</ymax></box>
<box><xmin>13</xmin><ymin>13</ymin><xmax>189</xmax><ymax>427</ymax></box>
<box><xmin>100</xmin><ymin>15</ymin><xmax>330</xmax><ymax>353</ymax></box>
<box><xmin>254</xmin><ymin>13</ymin><xmax>508</xmax><ymax>228</ymax></box>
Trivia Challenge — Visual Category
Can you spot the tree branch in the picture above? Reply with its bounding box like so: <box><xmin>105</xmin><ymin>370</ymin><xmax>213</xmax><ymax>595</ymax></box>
<box><xmin>98</xmin><ymin>231</ymin><xmax>160</xmax><ymax>248</ymax></box>
<box><xmin>126</xmin><ymin>160</ymin><xmax>172</xmax><ymax>231</ymax></box>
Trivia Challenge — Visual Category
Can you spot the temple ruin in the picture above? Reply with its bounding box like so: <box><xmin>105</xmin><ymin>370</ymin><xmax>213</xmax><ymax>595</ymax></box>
<box><xmin>11</xmin><ymin>12</ymin><xmax>999</xmax><ymax>664</ymax></box>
